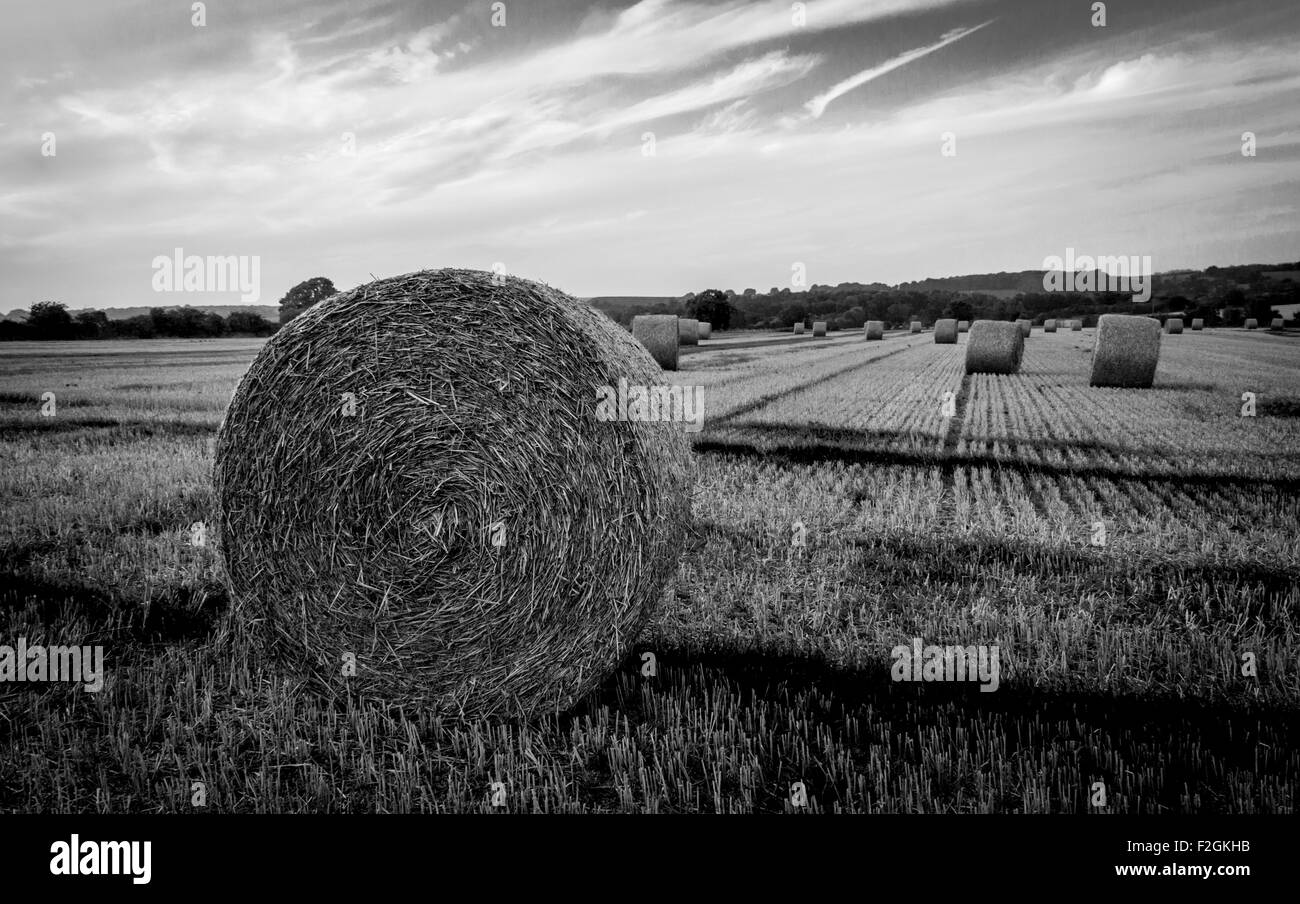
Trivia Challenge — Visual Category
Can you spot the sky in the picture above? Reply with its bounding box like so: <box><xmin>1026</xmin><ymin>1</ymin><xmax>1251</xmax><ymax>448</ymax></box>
<box><xmin>1</xmin><ymin>0</ymin><xmax>1297</xmax><ymax>311</ymax></box>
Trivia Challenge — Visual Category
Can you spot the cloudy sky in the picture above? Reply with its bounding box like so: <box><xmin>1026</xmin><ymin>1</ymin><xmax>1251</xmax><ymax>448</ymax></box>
<box><xmin>1</xmin><ymin>0</ymin><xmax>1297</xmax><ymax>311</ymax></box>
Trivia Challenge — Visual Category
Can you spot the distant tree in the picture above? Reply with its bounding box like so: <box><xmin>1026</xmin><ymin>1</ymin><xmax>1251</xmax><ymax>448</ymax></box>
<box><xmin>202</xmin><ymin>311</ymin><xmax>227</xmax><ymax>337</ymax></box>
<box><xmin>1220</xmin><ymin>287</ymin><xmax>1246</xmax><ymax>308</ymax></box>
<box><xmin>28</xmin><ymin>301</ymin><xmax>74</xmax><ymax>340</ymax></box>
<box><xmin>226</xmin><ymin>311</ymin><xmax>278</xmax><ymax>336</ymax></box>
<box><xmin>777</xmin><ymin>303</ymin><xmax>807</xmax><ymax>328</ymax></box>
<box><xmin>0</xmin><ymin>321</ymin><xmax>29</xmax><ymax>341</ymax></box>
<box><xmin>74</xmin><ymin>310</ymin><xmax>109</xmax><ymax>338</ymax></box>
<box><xmin>836</xmin><ymin>306</ymin><xmax>866</xmax><ymax>329</ymax></box>
<box><xmin>1246</xmin><ymin>295</ymin><xmax>1277</xmax><ymax>325</ymax></box>
<box><xmin>943</xmin><ymin>299</ymin><xmax>974</xmax><ymax>322</ymax></box>
<box><xmin>885</xmin><ymin>301</ymin><xmax>910</xmax><ymax>327</ymax></box>
<box><xmin>116</xmin><ymin>315</ymin><xmax>156</xmax><ymax>338</ymax></box>
<box><xmin>278</xmin><ymin>277</ymin><xmax>337</xmax><ymax>324</ymax></box>
<box><xmin>688</xmin><ymin>289</ymin><xmax>734</xmax><ymax>331</ymax></box>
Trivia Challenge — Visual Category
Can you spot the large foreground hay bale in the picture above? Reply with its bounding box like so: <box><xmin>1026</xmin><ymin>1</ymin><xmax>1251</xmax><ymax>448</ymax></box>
<box><xmin>698</xmin><ymin>322</ymin><xmax>712</xmax><ymax>340</ymax></box>
<box><xmin>1271</xmin><ymin>318</ymin><xmax>1285</xmax><ymax>330</ymax></box>
<box><xmin>1071</xmin><ymin>320</ymin><xmax>1083</xmax><ymax>331</ymax></box>
<box><xmin>934</xmin><ymin>319</ymin><xmax>958</xmax><ymax>344</ymax></box>
<box><xmin>214</xmin><ymin>268</ymin><xmax>695</xmax><ymax>718</ymax></box>
<box><xmin>965</xmin><ymin>321</ymin><xmax>1024</xmax><ymax>374</ymax></box>
<box><xmin>1044</xmin><ymin>319</ymin><xmax>1057</xmax><ymax>333</ymax></box>
<box><xmin>864</xmin><ymin>321</ymin><xmax>884</xmax><ymax>340</ymax></box>
<box><xmin>812</xmin><ymin>321</ymin><xmax>827</xmax><ymax>337</ymax></box>
<box><xmin>1245</xmin><ymin>319</ymin><xmax>1259</xmax><ymax>329</ymax></box>
<box><xmin>1090</xmin><ymin>313</ymin><xmax>1161</xmax><ymax>388</ymax></box>
<box><xmin>1164</xmin><ymin>318</ymin><xmax>1183</xmax><ymax>334</ymax></box>
<box><xmin>793</xmin><ymin>322</ymin><xmax>806</xmax><ymax>334</ymax></box>
<box><xmin>631</xmin><ymin>314</ymin><xmax>679</xmax><ymax>370</ymax></box>
<box><xmin>957</xmin><ymin>321</ymin><xmax>970</xmax><ymax>333</ymax></box>
<box><xmin>909</xmin><ymin>322</ymin><xmax>922</xmax><ymax>333</ymax></box>
<box><xmin>1016</xmin><ymin>319</ymin><xmax>1032</xmax><ymax>337</ymax></box>
<box><xmin>1191</xmin><ymin>319</ymin><xmax>1204</xmax><ymax>330</ymax></box>
<box><xmin>678</xmin><ymin>318</ymin><xmax>699</xmax><ymax>346</ymax></box>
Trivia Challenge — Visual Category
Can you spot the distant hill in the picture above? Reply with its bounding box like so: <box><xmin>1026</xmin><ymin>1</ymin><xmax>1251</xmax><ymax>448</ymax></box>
<box><xmin>586</xmin><ymin>296</ymin><xmax>678</xmax><ymax>311</ymax></box>
<box><xmin>64</xmin><ymin>304</ymin><xmax>280</xmax><ymax>321</ymax></box>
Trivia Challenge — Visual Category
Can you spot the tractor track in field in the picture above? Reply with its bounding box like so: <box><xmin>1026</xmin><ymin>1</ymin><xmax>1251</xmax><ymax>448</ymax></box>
<box><xmin>693</xmin><ymin>439</ymin><xmax>1300</xmax><ymax>495</ymax></box>
<box><xmin>938</xmin><ymin>372</ymin><xmax>974</xmax><ymax>524</ymax></box>
<box><xmin>704</xmin><ymin>339</ymin><xmax>922</xmax><ymax>430</ymax></box>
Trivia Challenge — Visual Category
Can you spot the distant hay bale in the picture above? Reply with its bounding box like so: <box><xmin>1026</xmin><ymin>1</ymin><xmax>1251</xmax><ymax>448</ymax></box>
<box><xmin>1191</xmin><ymin>319</ymin><xmax>1204</xmax><ymax>330</ymax></box>
<box><xmin>698</xmin><ymin>322</ymin><xmax>712</xmax><ymax>340</ymax></box>
<box><xmin>1071</xmin><ymin>320</ymin><xmax>1083</xmax><ymax>331</ymax></box>
<box><xmin>1044</xmin><ymin>319</ymin><xmax>1057</xmax><ymax>333</ymax></box>
<box><xmin>812</xmin><ymin>321</ymin><xmax>827</xmax><ymax>337</ymax></box>
<box><xmin>1090</xmin><ymin>313</ymin><xmax>1161</xmax><ymax>388</ymax></box>
<box><xmin>678</xmin><ymin>318</ymin><xmax>699</xmax><ymax>346</ymax></box>
<box><xmin>793</xmin><ymin>322</ymin><xmax>806</xmax><ymax>334</ymax></box>
<box><xmin>934</xmin><ymin>319</ymin><xmax>958</xmax><ymax>344</ymax></box>
<box><xmin>1016</xmin><ymin>319</ymin><xmax>1032</xmax><ymax>337</ymax></box>
<box><xmin>1271</xmin><ymin>318</ymin><xmax>1285</xmax><ymax>330</ymax></box>
<box><xmin>1164</xmin><ymin>318</ymin><xmax>1184</xmax><ymax>334</ymax></box>
<box><xmin>214</xmin><ymin>267</ymin><xmax>695</xmax><ymax>719</ymax></box>
<box><xmin>909</xmin><ymin>322</ymin><xmax>922</xmax><ymax>333</ymax></box>
<box><xmin>632</xmin><ymin>314</ymin><xmax>680</xmax><ymax>370</ymax></box>
<box><xmin>957</xmin><ymin>321</ymin><xmax>969</xmax><ymax>333</ymax></box>
<box><xmin>864</xmin><ymin>321</ymin><xmax>884</xmax><ymax>340</ymax></box>
<box><xmin>965</xmin><ymin>321</ymin><xmax>1024</xmax><ymax>374</ymax></box>
<box><xmin>1245</xmin><ymin>319</ymin><xmax>1259</xmax><ymax>329</ymax></box>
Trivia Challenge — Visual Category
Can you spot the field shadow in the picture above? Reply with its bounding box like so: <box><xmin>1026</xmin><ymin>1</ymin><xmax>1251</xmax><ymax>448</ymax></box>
<box><xmin>573</xmin><ymin>645</ymin><xmax>1299</xmax><ymax>812</ymax></box>
<box><xmin>694</xmin><ymin>430</ymin><xmax>1300</xmax><ymax>492</ymax></box>
<box><xmin>0</xmin><ymin>419</ymin><xmax>217</xmax><ymax>441</ymax></box>
<box><xmin>0</xmin><ymin>572</ymin><xmax>228</xmax><ymax>644</ymax></box>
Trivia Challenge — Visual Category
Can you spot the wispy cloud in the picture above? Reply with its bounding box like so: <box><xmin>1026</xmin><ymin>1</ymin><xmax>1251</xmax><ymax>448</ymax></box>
<box><xmin>1</xmin><ymin>0</ymin><xmax>1297</xmax><ymax>307</ymax></box>
<box><xmin>804</xmin><ymin>20</ymin><xmax>995</xmax><ymax>119</ymax></box>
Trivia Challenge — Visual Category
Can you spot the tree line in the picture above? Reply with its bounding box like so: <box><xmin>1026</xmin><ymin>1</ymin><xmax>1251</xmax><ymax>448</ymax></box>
<box><xmin>595</xmin><ymin>278</ymin><xmax>1297</xmax><ymax>333</ymax></box>
<box><xmin>1</xmin><ymin>277</ymin><xmax>338</xmax><ymax>340</ymax></box>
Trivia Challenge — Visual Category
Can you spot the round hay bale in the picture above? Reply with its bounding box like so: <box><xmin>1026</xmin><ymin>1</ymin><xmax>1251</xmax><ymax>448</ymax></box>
<box><xmin>1071</xmin><ymin>320</ymin><xmax>1083</xmax><ymax>331</ymax></box>
<box><xmin>698</xmin><ymin>322</ymin><xmax>712</xmax><ymax>340</ymax></box>
<box><xmin>1164</xmin><ymin>318</ymin><xmax>1184</xmax><ymax>334</ymax></box>
<box><xmin>1191</xmin><ymin>319</ymin><xmax>1204</xmax><ymax>330</ymax></box>
<box><xmin>214</xmin><ymin>268</ymin><xmax>696</xmax><ymax>719</ymax></box>
<box><xmin>631</xmin><ymin>314</ymin><xmax>679</xmax><ymax>370</ymax></box>
<box><xmin>678</xmin><ymin>318</ymin><xmax>699</xmax><ymax>346</ymax></box>
<box><xmin>957</xmin><ymin>320</ymin><xmax>970</xmax><ymax>333</ymax></box>
<box><xmin>793</xmin><ymin>322</ymin><xmax>806</xmax><ymax>334</ymax></box>
<box><xmin>1270</xmin><ymin>318</ymin><xmax>1285</xmax><ymax>330</ymax></box>
<box><xmin>1016</xmin><ymin>319</ymin><xmax>1032</xmax><ymax>337</ymax></box>
<box><xmin>909</xmin><ymin>322</ymin><xmax>922</xmax><ymax>333</ymax></box>
<box><xmin>1044</xmin><ymin>319</ymin><xmax>1057</xmax><ymax>333</ymax></box>
<box><xmin>934</xmin><ymin>319</ymin><xmax>958</xmax><ymax>344</ymax></box>
<box><xmin>1245</xmin><ymin>319</ymin><xmax>1259</xmax><ymax>329</ymax></box>
<box><xmin>1089</xmin><ymin>313</ymin><xmax>1161</xmax><ymax>388</ymax></box>
<box><xmin>812</xmin><ymin>321</ymin><xmax>827</xmax><ymax>337</ymax></box>
<box><xmin>864</xmin><ymin>321</ymin><xmax>884</xmax><ymax>340</ymax></box>
<box><xmin>965</xmin><ymin>321</ymin><xmax>1024</xmax><ymax>374</ymax></box>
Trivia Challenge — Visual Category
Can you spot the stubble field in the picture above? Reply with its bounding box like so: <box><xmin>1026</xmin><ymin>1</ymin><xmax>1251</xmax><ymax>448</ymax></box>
<box><xmin>1</xmin><ymin>327</ymin><xmax>1297</xmax><ymax>813</ymax></box>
